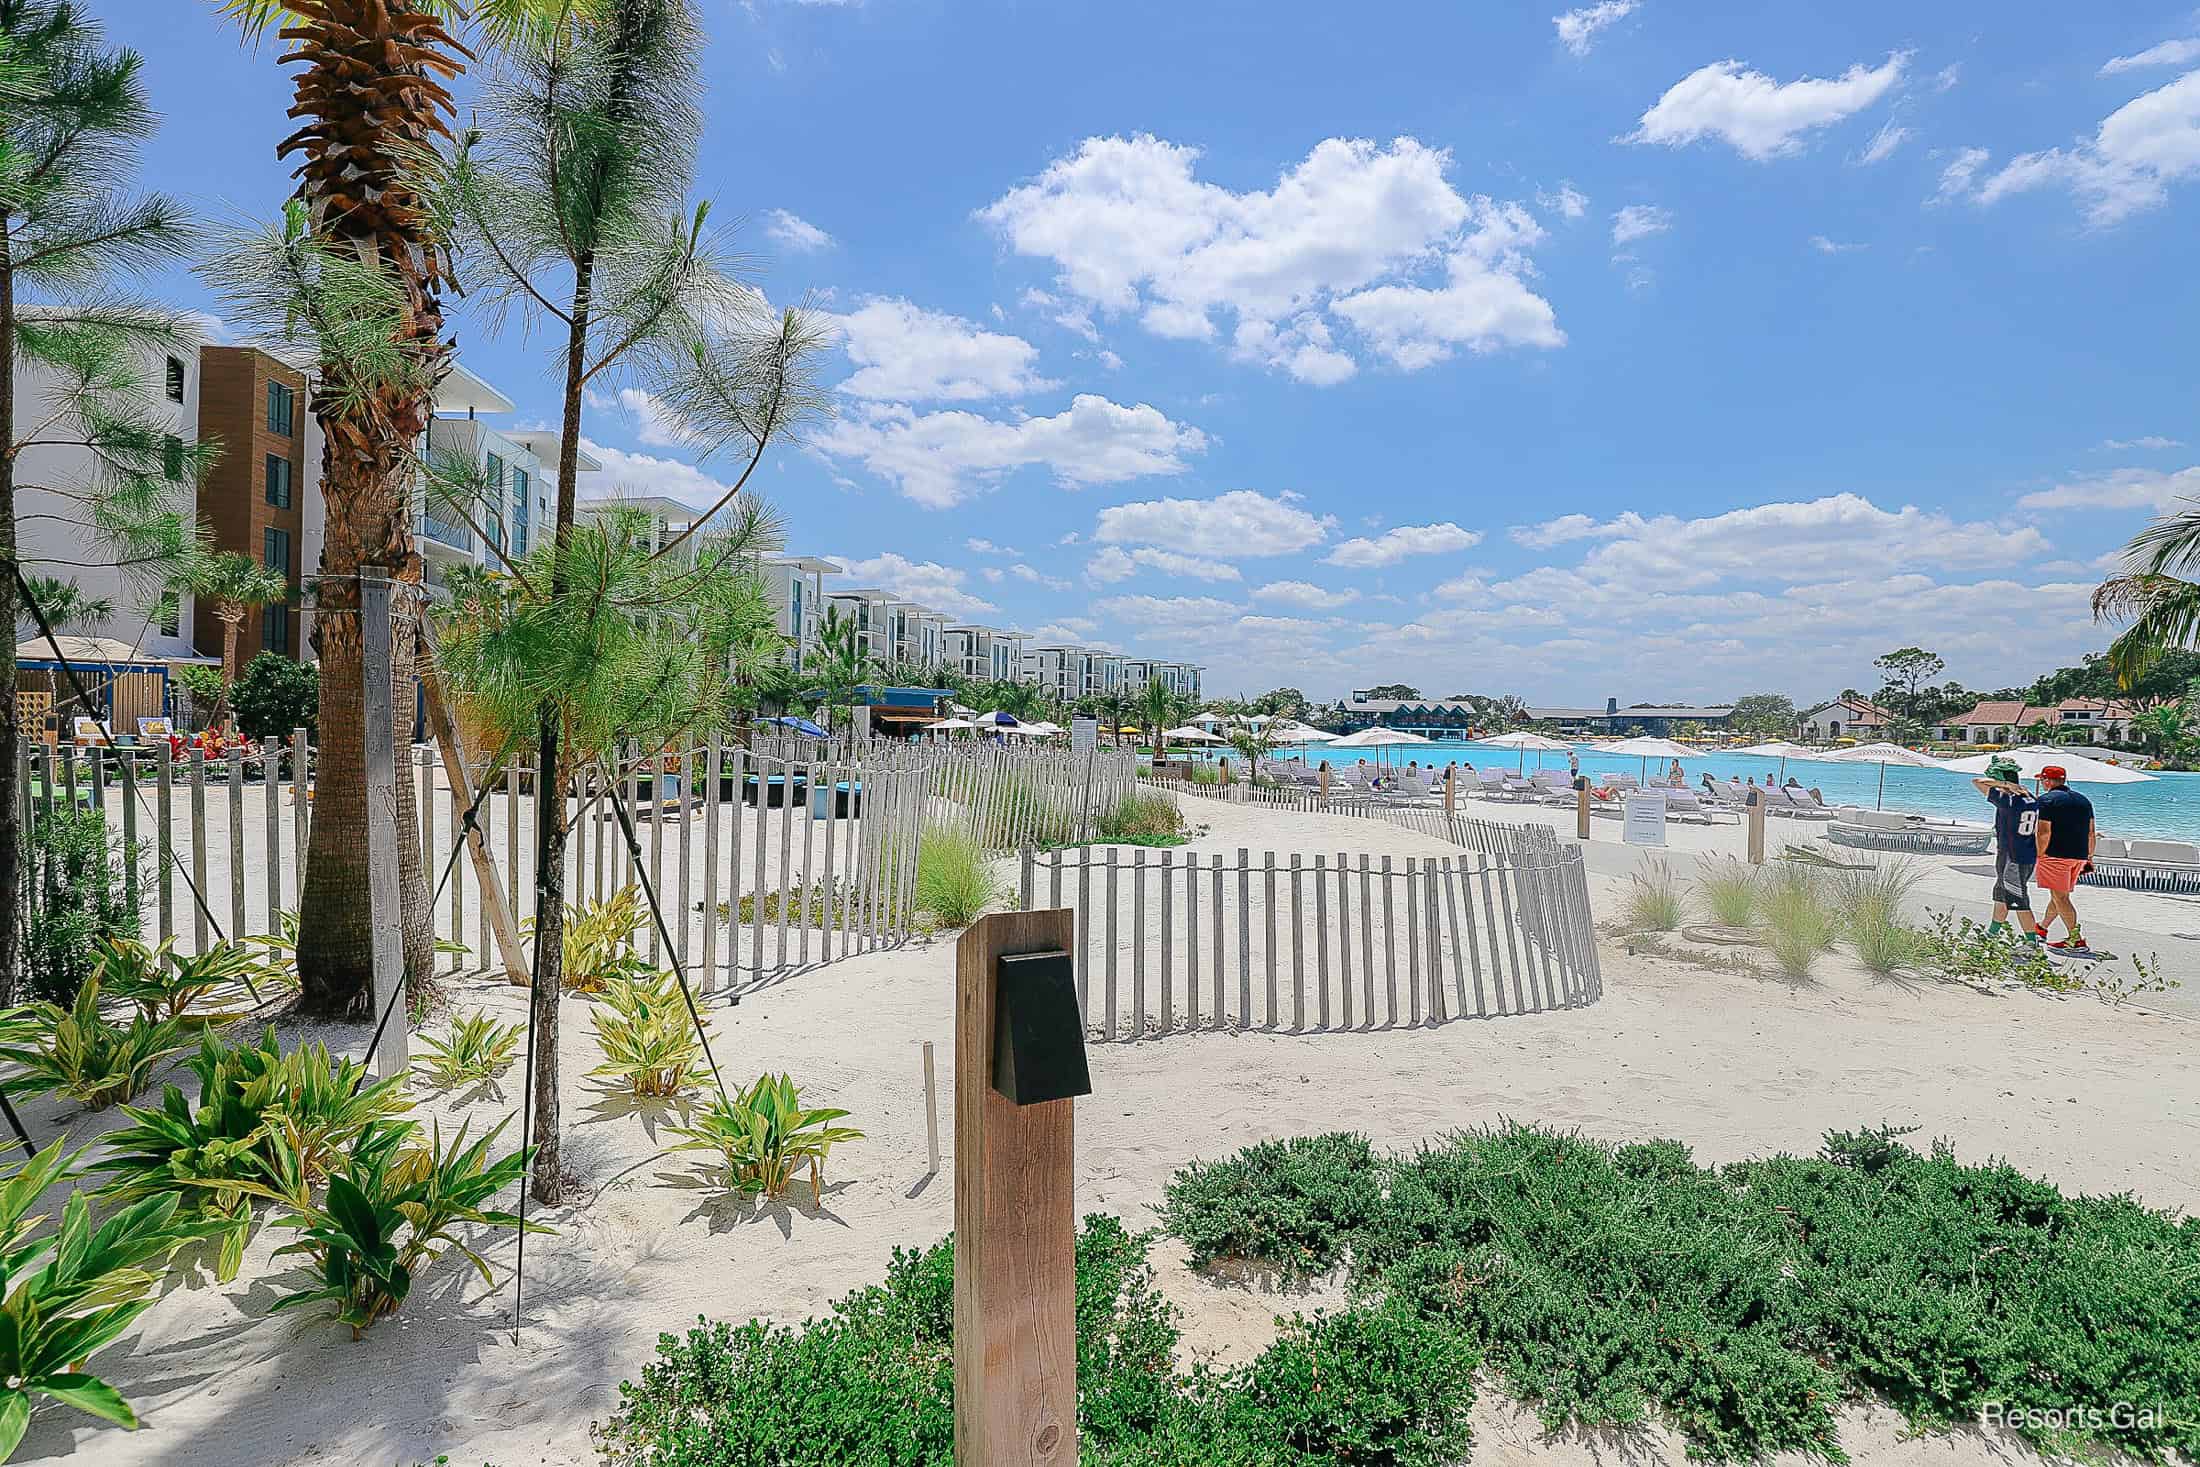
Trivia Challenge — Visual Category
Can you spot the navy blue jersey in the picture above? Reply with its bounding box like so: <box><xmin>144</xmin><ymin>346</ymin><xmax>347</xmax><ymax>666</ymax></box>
<box><xmin>1988</xmin><ymin>788</ymin><xmax>2038</xmax><ymax>864</ymax></box>
<box><xmin>2036</xmin><ymin>787</ymin><xmax>2095</xmax><ymax>859</ymax></box>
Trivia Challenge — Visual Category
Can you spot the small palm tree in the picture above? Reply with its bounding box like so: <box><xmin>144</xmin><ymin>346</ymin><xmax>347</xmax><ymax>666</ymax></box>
<box><xmin>1140</xmin><ymin>678</ymin><xmax>1181</xmax><ymax>755</ymax></box>
<box><xmin>187</xmin><ymin>551</ymin><xmax>290</xmax><ymax>717</ymax></box>
<box><xmin>18</xmin><ymin>575</ymin><xmax>114</xmax><ymax>638</ymax></box>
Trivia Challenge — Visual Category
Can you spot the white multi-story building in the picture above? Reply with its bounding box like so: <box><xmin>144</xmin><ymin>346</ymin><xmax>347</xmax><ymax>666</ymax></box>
<box><xmin>755</xmin><ymin>555</ymin><xmax>838</xmax><ymax>674</ymax></box>
<box><xmin>944</xmin><ymin>625</ymin><xmax>1027</xmax><ymax>683</ymax></box>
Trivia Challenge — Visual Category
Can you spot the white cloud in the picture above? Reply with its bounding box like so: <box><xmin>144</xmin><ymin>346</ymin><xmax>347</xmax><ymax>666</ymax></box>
<box><xmin>1010</xmin><ymin>562</ymin><xmax>1072</xmax><ymax>591</ymax></box>
<box><xmin>1933</xmin><ymin>146</ymin><xmax>1990</xmax><ymax>202</ymax></box>
<box><xmin>2017</xmin><ymin>465</ymin><xmax>2200</xmax><ymax>512</ymax></box>
<box><xmin>1857</xmin><ymin>119</ymin><xmax>1911</xmax><ymax>164</ymax></box>
<box><xmin>1809</xmin><ymin>234</ymin><xmax>1866</xmax><ymax>253</ymax></box>
<box><xmin>1973</xmin><ymin>71</ymin><xmax>2200</xmax><ymax>224</ymax></box>
<box><xmin>1096</xmin><ymin>349</ymin><xmax>1124</xmax><ymax>370</ymax></box>
<box><xmin>1095</xmin><ymin>594</ymin><xmax>1242</xmax><ymax>627</ymax></box>
<box><xmin>965</xmin><ymin>537</ymin><xmax>1018</xmax><ymax>555</ymax></box>
<box><xmin>1085</xmin><ymin>547</ymin><xmax>1136</xmax><ymax>585</ymax></box>
<box><xmin>1931</xmin><ymin>64</ymin><xmax>1962</xmax><ymax>93</ymax></box>
<box><xmin>834</xmin><ymin>298</ymin><xmax>1055</xmax><ymax>402</ymax></box>
<box><xmin>1510</xmin><ymin>511</ymin><xmax>1648</xmax><ymax>548</ymax></box>
<box><xmin>1629</xmin><ymin>52</ymin><xmax>1908</xmax><ymax>160</ymax></box>
<box><xmin>585</xmin><ymin>386</ymin><xmax>685</xmax><ymax>447</ymax></box>
<box><xmin>1536</xmin><ymin>182</ymin><xmax>1589</xmax><ymax>219</ymax></box>
<box><xmin>828</xmin><ymin>552</ymin><xmax>1001</xmax><ymax>619</ymax></box>
<box><xmin>1553</xmin><ymin>1</ymin><xmax>1638</xmax><ymax>57</ymax></box>
<box><xmin>1610</xmin><ymin>203</ymin><xmax>1672</xmax><ymax>245</ymax></box>
<box><xmin>814</xmin><ymin>394</ymin><xmax>1207</xmax><ymax>508</ymax></box>
<box><xmin>1095</xmin><ymin>489</ymin><xmax>1336</xmax><ymax>556</ymax></box>
<box><xmin>1323</xmin><ymin>521</ymin><xmax>1483</xmax><ymax>568</ymax></box>
<box><xmin>1253</xmin><ymin>580</ymin><xmax>1361</xmax><ymax>610</ymax></box>
<box><xmin>977</xmin><ymin>134</ymin><xmax>1563</xmax><ymax>383</ymax></box>
<box><xmin>2100</xmin><ymin>38</ymin><xmax>2200</xmax><ymax>75</ymax></box>
<box><xmin>766</xmin><ymin>209</ymin><xmax>834</xmax><ymax>252</ymax></box>
<box><xmin>577</xmin><ymin>439</ymin><xmax>742</xmax><ymax>510</ymax></box>
<box><xmin>2097</xmin><ymin>435</ymin><xmax>2185</xmax><ymax>452</ymax></box>
<box><xmin>1128</xmin><ymin>546</ymin><xmax>1241</xmax><ymax>581</ymax></box>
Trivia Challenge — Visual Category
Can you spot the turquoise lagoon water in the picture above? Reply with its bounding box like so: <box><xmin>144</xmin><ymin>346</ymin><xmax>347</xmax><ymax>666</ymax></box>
<box><xmin>1263</xmin><ymin>742</ymin><xmax>2200</xmax><ymax>841</ymax></box>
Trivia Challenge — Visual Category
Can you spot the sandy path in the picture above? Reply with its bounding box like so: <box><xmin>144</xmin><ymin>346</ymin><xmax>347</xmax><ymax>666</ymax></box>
<box><xmin>32</xmin><ymin>795</ymin><xmax>2198</xmax><ymax>1467</ymax></box>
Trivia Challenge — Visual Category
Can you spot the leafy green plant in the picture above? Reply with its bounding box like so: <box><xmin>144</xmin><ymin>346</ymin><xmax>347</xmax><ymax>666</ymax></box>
<box><xmin>18</xmin><ymin>805</ymin><xmax>140</xmax><ymax>1006</ymax></box>
<box><xmin>1159</xmin><ymin>1132</ymin><xmax>1379</xmax><ymax>1276</ymax></box>
<box><xmin>1829</xmin><ymin>858</ymin><xmax>1926</xmax><ymax>974</ymax></box>
<box><xmin>589</xmin><ymin>971</ymin><xmax>709</xmax><ymax>1099</ymax></box>
<box><xmin>539</xmin><ymin>886</ymin><xmax>656</xmax><ymax>995</ymax></box>
<box><xmin>1913</xmin><ymin>913</ymin><xmax>2084</xmax><ymax>991</ymax></box>
<box><xmin>668</xmin><ymin>1073</ymin><xmax>862</xmax><ymax>1203</ymax></box>
<box><xmin>231</xmin><ymin>650</ymin><xmax>319</xmax><ymax>741</ymax></box>
<box><xmin>0</xmin><ymin>980</ymin><xmax>188</xmax><ymax>1108</ymax></box>
<box><xmin>92</xmin><ymin>937</ymin><xmax>259</xmax><ymax>1022</ymax></box>
<box><xmin>1757</xmin><ymin>865</ymin><xmax>1838</xmax><ymax>978</ymax></box>
<box><xmin>1093</xmin><ymin>791</ymin><xmax>1187</xmax><ymax>846</ymax></box>
<box><xmin>246</xmin><ymin>909</ymin><xmax>306</xmax><ymax>991</ymax></box>
<box><xmin>261</xmin><ymin>1117</ymin><xmax>542</xmax><ymax>1338</ymax></box>
<box><xmin>1620</xmin><ymin>858</ymin><xmax>1683</xmax><ymax>932</ymax></box>
<box><xmin>1212</xmin><ymin>1300</ymin><xmax>1479</xmax><ymax>1467</ymax></box>
<box><xmin>416</xmin><ymin>1011</ymin><xmax>523</xmax><ymax>1090</ymax></box>
<box><xmin>89</xmin><ymin>1026</ymin><xmax>411</xmax><ymax>1280</ymax></box>
<box><xmin>914</xmin><ymin>825</ymin><xmax>1002</xmax><ymax>930</ymax></box>
<box><xmin>718</xmin><ymin>880</ymin><xmax>852</xmax><ymax>929</ymax></box>
<box><xmin>0</xmin><ymin>1140</ymin><xmax>216</xmax><ymax>1458</ymax></box>
<box><xmin>1692</xmin><ymin>857</ymin><xmax>1758</xmax><ymax>927</ymax></box>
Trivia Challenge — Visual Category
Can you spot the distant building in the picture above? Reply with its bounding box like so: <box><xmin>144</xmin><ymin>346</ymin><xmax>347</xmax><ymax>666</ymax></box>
<box><xmin>1339</xmin><ymin>695</ymin><xmax>1483</xmax><ymax>738</ymax></box>
<box><xmin>1522</xmin><ymin>698</ymin><xmax>1736</xmax><ymax>738</ymax></box>
<box><xmin>1797</xmin><ymin>697</ymin><xmax>1892</xmax><ymax>741</ymax></box>
<box><xmin>1935</xmin><ymin>697</ymin><xmax>2136</xmax><ymax>745</ymax></box>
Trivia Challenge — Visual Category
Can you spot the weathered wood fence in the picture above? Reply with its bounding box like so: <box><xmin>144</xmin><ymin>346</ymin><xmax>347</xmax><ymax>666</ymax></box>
<box><xmin>1018</xmin><ymin>839</ymin><xmax>1600</xmax><ymax>1041</ymax></box>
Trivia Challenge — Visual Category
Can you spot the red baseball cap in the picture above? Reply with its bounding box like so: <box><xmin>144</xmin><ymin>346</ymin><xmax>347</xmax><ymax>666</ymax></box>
<box><xmin>2039</xmin><ymin>764</ymin><xmax>2067</xmax><ymax>780</ymax></box>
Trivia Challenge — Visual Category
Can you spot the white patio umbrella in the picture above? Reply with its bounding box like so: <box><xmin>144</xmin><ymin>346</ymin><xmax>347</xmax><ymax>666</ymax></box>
<box><xmin>1326</xmin><ymin>725</ymin><xmax>1430</xmax><ymax>772</ymax></box>
<box><xmin>1820</xmin><ymin>741</ymin><xmax>1948</xmax><ymax>810</ymax></box>
<box><xmin>1939</xmin><ymin>745</ymin><xmax>2156</xmax><ymax>785</ymax></box>
<box><xmin>1189</xmin><ymin>711</ymin><xmax>1225</xmax><ymax>726</ymax></box>
<box><xmin>972</xmin><ymin>710</ymin><xmax>1020</xmax><ymax>728</ymax></box>
<box><xmin>1733</xmin><ymin>739</ymin><xmax>1820</xmax><ymax>781</ymax></box>
<box><xmin>1602</xmin><ymin>734</ymin><xmax>1699</xmax><ymax>786</ymax></box>
<box><xmin>1471</xmin><ymin>730</ymin><xmax>1572</xmax><ymax>773</ymax></box>
<box><xmin>1162</xmin><ymin>723</ymin><xmax>1224</xmax><ymax>743</ymax></box>
<box><xmin>925</xmin><ymin>717</ymin><xmax>975</xmax><ymax>733</ymax></box>
<box><xmin>1269</xmin><ymin>720</ymin><xmax>1338</xmax><ymax>744</ymax></box>
<box><xmin>1016</xmin><ymin>720</ymin><xmax>1063</xmax><ymax>738</ymax></box>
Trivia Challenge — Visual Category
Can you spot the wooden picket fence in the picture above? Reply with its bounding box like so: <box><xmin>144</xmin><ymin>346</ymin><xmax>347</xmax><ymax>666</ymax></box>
<box><xmin>913</xmin><ymin>742</ymin><xmax>1141</xmax><ymax>852</ymax></box>
<box><xmin>1018</xmin><ymin>838</ymin><xmax>1601</xmax><ymax>1041</ymax></box>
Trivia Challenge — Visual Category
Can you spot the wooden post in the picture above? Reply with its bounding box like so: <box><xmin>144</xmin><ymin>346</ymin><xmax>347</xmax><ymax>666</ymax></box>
<box><xmin>954</xmin><ymin>908</ymin><xmax>1078</xmax><ymax>1467</ymax></box>
<box><xmin>922</xmin><ymin>1039</ymin><xmax>941</xmax><ymax>1176</ymax></box>
<box><xmin>360</xmin><ymin>567</ymin><xmax>407</xmax><ymax>1078</ymax></box>
<box><xmin>1317</xmin><ymin>764</ymin><xmax>1330</xmax><ymax>807</ymax></box>
<box><xmin>1576</xmin><ymin>780</ymin><xmax>1591</xmax><ymax>841</ymax></box>
<box><xmin>1746</xmin><ymin>789</ymin><xmax>1766</xmax><ymax>865</ymax></box>
<box><xmin>1443</xmin><ymin>765</ymin><xmax>1456</xmax><ymax>816</ymax></box>
<box><xmin>416</xmin><ymin>619</ymin><xmax>529</xmax><ymax>982</ymax></box>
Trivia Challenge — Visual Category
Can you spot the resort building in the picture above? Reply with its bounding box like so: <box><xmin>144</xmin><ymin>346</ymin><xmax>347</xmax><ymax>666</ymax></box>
<box><xmin>944</xmin><ymin>625</ymin><xmax>1025</xmax><ymax>683</ymax></box>
<box><xmin>1023</xmin><ymin>644</ymin><xmax>1093</xmax><ymax>701</ymax></box>
<box><xmin>1340</xmin><ymin>695</ymin><xmax>1484</xmax><ymax>738</ymax></box>
<box><xmin>193</xmin><ymin>344</ymin><xmax>306</xmax><ymax>663</ymax></box>
<box><xmin>754</xmin><ymin>556</ymin><xmax>839</xmax><ymax>675</ymax></box>
<box><xmin>1797</xmin><ymin>697</ymin><xmax>1893</xmax><ymax>742</ymax></box>
<box><xmin>825</xmin><ymin>588</ymin><xmax>901</xmax><ymax>667</ymax></box>
<box><xmin>1934</xmin><ymin>697</ymin><xmax>2137</xmax><ymax>745</ymax></box>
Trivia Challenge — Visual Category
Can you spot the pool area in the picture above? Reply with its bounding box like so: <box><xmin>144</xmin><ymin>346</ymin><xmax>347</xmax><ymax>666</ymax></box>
<box><xmin>1263</xmin><ymin>742</ymin><xmax>2200</xmax><ymax>840</ymax></box>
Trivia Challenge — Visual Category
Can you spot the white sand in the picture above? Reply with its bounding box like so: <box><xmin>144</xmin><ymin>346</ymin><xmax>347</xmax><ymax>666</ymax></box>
<box><xmin>33</xmin><ymin>793</ymin><xmax>2200</xmax><ymax>1467</ymax></box>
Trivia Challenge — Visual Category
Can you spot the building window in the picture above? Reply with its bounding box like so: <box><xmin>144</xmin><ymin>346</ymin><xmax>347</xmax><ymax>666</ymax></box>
<box><xmin>264</xmin><ymin>453</ymin><xmax>292</xmax><ymax>508</ymax></box>
<box><xmin>163</xmin><ymin>434</ymin><xmax>184</xmax><ymax>481</ymax></box>
<box><xmin>510</xmin><ymin>467</ymin><xmax>529</xmax><ymax>555</ymax></box>
<box><xmin>266</xmin><ymin>380</ymin><xmax>295</xmax><ymax>436</ymax></box>
<box><xmin>262</xmin><ymin>527</ymin><xmax>291</xmax><ymax>653</ymax></box>
<box><xmin>165</xmin><ymin>356</ymin><xmax>185</xmax><ymax>403</ymax></box>
<box><xmin>790</xmin><ymin>578</ymin><xmax>803</xmax><ymax>672</ymax></box>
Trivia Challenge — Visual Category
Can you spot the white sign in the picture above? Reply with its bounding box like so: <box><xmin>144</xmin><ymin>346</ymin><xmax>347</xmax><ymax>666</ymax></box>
<box><xmin>1621</xmin><ymin>792</ymin><xmax>1669</xmax><ymax>847</ymax></box>
<box><xmin>1070</xmin><ymin>717</ymin><xmax>1098</xmax><ymax>756</ymax></box>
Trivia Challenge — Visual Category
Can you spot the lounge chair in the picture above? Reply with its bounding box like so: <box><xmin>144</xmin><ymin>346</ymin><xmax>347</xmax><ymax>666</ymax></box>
<box><xmin>1660</xmin><ymin>787</ymin><xmax>1736</xmax><ymax>824</ymax></box>
<box><xmin>1762</xmin><ymin>785</ymin><xmax>1837</xmax><ymax>822</ymax></box>
<box><xmin>2085</xmin><ymin>838</ymin><xmax>2200</xmax><ymax>894</ymax></box>
<box><xmin>1828</xmin><ymin>810</ymin><xmax>1993</xmax><ymax>856</ymax></box>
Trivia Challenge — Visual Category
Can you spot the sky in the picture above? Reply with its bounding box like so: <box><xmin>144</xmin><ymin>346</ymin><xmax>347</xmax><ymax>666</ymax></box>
<box><xmin>110</xmin><ymin>1</ymin><xmax>2200</xmax><ymax>705</ymax></box>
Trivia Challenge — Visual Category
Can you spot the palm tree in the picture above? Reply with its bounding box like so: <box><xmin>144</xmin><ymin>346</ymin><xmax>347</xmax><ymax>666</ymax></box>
<box><xmin>2</xmin><ymin>0</ymin><xmax>203</xmax><ymax>997</ymax></box>
<box><xmin>1139</xmin><ymin>677</ymin><xmax>1181</xmax><ymax>757</ymax></box>
<box><xmin>2095</xmin><ymin>501</ymin><xmax>2200</xmax><ymax>687</ymax></box>
<box><xmin>211</xmin><ymin>0</ymin><xmax>583</xmax><ymax>1015</ymax></box>
<box><xmin>186</xmin><ymin>550</ymin><xmax>290</xmax><ymax>719</ymax></box>
<box><xmin>17</xmin><ymin>575</ymin><xmax>111</xmax><ymax>637</ymax></box>
<box><xmin>812</xmin><ymin>606</ymin><xmax>871</xmax><ymax>732</ymax></box>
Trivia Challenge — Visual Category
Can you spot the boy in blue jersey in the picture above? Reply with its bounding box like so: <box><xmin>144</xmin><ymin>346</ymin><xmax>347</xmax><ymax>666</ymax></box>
<box><xmin>1971</xmin><ymin>756</ymin><xmax>2039</xmax><ymax>938</ymax></box>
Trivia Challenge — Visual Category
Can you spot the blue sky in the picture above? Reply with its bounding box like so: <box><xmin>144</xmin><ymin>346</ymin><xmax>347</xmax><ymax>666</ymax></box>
<box><xmin>118</xmin><ymin>1</ymin><xmax>2200</xmax><ymax>703</ymax></box>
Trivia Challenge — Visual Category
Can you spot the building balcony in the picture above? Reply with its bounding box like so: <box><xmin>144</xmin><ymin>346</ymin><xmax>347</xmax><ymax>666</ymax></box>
<box><xmin>419</xmin><ymin>511</ymin><xmax>472</xmax><ymax>552</ymax></box>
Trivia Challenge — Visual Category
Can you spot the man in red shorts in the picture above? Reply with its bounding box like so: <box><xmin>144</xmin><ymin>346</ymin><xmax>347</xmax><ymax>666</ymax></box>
<box><xmin>2030</xmin><ymin>765</ymin><xmax>2097</xmax><ymax>956</ymax></box>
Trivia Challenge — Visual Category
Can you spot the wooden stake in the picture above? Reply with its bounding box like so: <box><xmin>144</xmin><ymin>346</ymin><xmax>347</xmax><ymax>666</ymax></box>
<box><xmin>416</xmin><ymin>618</ymin><xmax>529</xmax><ymax>982</ymax></box>
<box><xmin>954</xmin><ymin>909</ymin><xmax>1078</xmax><ymax>1467</ymax></box>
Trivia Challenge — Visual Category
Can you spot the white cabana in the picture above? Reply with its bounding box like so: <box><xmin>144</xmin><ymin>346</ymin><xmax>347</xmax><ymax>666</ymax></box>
<box><xmin>1821</xmin><ymin>741</ymin><xmax>1948</xmax><ymax>809</ymax></box>
<box><xmin>1189</xmin><ymin>711</ymin><xmax>1225</xmax><ymax>726</ymax></box>
<box><xmin>1940</xmin><ymin>745</ymin><xmax>2155</xmax><ymax>786</ymax></box>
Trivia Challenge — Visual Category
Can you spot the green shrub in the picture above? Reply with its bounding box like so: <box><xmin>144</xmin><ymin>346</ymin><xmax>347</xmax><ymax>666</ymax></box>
<box><xmin>416</xmin><ymin>1010</ymin><xmax>522</xmax><ymax>1089</ymax></box>
<box><xmin>1166</xmin><ymin>1123</ymin><xmax>2200</xmax><ymax>1464</ymax></box>
<box><xmin>915</xmin><ymin>826</ymin><xmax>1002</xmax><ymax>929</ymax></box>
<box><xmin>93</xmin><ymin>936</ymin><xmax>258</xmax><ymax>1021</ymax></box>
<box><xmin>0</xmin><ymin>979</ymin><xmax>188</xmax><ymax>1108</ymax></box>
<box><xmin>538</xmin><ymin>886</ymin><xmax>656</xmax><ymax>994</ymax></box>
<box><xmin>1093</xmin><ymin>791</ymin><xmax>1187</xmax><ymax>846</ymax></box>
<box><xmin>1620</xmin><ymin>858</ymin><xmax>1683</xmax><ymax>932</ymax></box>
<box><xmin>1692</xmin><ymin>857</ymin><xmax>1758</xmax><ymax>927</ymax></box>
<box><xmin>593</xmin><ymin>1216</ymin><xmax>1479</xmax><ymax>1467</ymax></box>
<box><xmin>589</xmin><ymin>970</ymin><xmax>711</xmax><ymax>1099</ymax></box>
<box><xmin>1159</xmin><ymin>1132</ymin><xmax>1380</xmax><ymax>1276</ymax></box>
<box><xmin>1757</xmin><ymin>865</ymin><xmax>1837</xmax><ymax>978</ymax></box>
<box><xmin>667</xmin><ymin>1072</ymin><xmax>861</xmax><ymax>1202</ymax></box>
<box><xmin>231</xmin><ymin>651</ymin><xmax>318</xmax><ymax>741</ymax></box>
<box><xmin>19</xmin><ymin>804</ymin><xmax>140</xmax><ymax>1005</ymax></box>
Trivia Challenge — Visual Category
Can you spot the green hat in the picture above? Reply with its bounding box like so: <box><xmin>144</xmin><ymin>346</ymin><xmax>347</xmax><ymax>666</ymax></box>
<box><xmin>1985</xmin><ymin>756</ymin><xmax>2021</xmax><ymax>782</ymax></box>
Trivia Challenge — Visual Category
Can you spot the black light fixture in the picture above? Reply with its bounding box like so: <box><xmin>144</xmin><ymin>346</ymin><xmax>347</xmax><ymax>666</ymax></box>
<box><xmin>992</xmin><ymin>949</ymin><xmax>1091</xmax><ymax>1106</ymax></box>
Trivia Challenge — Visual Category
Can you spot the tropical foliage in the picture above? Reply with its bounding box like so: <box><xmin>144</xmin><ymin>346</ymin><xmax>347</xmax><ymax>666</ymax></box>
<box><xmin>415</xmin><ymin>1011</ymin><xmax>523</xmax><ymax>1090</ymax></box>
<box><xmin>18</xmin><ymin>804</ymin><xmax>138</xmax><ymax>1005</ymax></box>
<box><xmin>588</xmin><ymin>970</ymin><xmax>711</xmax><ymax>1099</ymax></box>
<box><xmin>668</xmin><ymin>1073</ymin><xmax>861</xmax><ymax>1203</ymax></box>
<box><xmin>0</xmin><ymin>980</ymin><xmax>187</xmax><ymax>1109</ymax></box>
